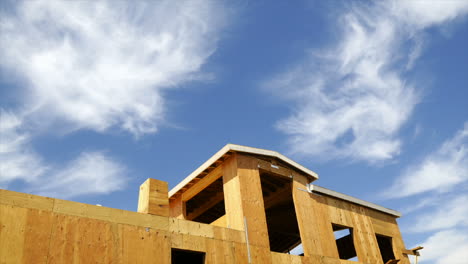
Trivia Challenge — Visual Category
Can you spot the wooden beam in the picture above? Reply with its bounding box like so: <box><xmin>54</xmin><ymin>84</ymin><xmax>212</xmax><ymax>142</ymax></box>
<box><xmin>186</xmin><ymin>191</ymin><xmax>224</xmax><ymax>221</ymax></box>
<box><xmin>169</xmin><ymin>194</ymin><xmax>186</xmax><ymax>219</ymax></box>
<box><xmin>257</xmin><ymin>158</ymin><xmax>295</xmax><ymax>179</ymax></box>
<box><xmin>182</xmin><ymin>165</ymin><xmax>223</xmax><ymax>202</ymax></box>
<box><xmin>137</xmin><ymin>178</ymin><xmax>169</xmax><ymax>216</ymax></box>
<box><xmin>402</xmin><ymin>246</ymin><xmax>423</xmax><ymax>256</ymax></box>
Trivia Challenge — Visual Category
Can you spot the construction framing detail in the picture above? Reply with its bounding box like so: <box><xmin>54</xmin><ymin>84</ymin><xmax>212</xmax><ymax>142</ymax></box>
<box><xmin>0</xmin><ymin>144</ymin><xmax>419</xmax><ymax>264</ymax></box>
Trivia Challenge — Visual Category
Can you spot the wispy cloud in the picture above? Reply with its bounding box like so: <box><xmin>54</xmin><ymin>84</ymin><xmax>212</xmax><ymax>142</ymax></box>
<box><xmin>385</xmin><ymin>122</ymin><xmax>468</xmax><ymax>198</ymax></box>
<box><xmin>29</xmin><ymin>151</ymin><xmax>128</xmax><ymax>199</ymax></box>
<box><xmin>266</xmin><ymin>0</ymin><xmax>468</xmax><ymax>162</ymax></box>
<box><xmin>383</xmin><ymin>122</ymin><xmax>468</xmax><ymax>264</ymax></box>
<box><xmin>417</xmin><ymin>228</ymin><xmax>468</xmax><ymax>264</ymax></box>
<box><xmin>0</xmin><ymin>110</ymin><xmax>127</xmax><ymax>198</ymax></box>
<box><xmin>0</xmin><ymin>110</ymin><xmax>46</xmax><ymax>186</ymax></box>
<box><xmin>0</xmin><ymin>0</ymin><xmax>225</xmax><ymax>136</ymax></box>
<box><xmin>410</xmin><ymin>194</ymin><xmax>468</xmax><ymax>233</ymax></box>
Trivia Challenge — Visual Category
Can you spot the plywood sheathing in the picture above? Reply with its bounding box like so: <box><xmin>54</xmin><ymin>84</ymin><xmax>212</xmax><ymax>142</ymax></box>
<box><xmin>0</xmin><ymin>189</ymin><xmax>249</xmax><ymax>264</ymax></box>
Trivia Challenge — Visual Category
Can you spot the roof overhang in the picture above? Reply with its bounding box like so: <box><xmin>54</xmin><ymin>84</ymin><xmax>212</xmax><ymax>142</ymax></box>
<box><xmin>169</xmin><ymin>144</ymin><xmax>319</xmax><ymax>197</ymax></box>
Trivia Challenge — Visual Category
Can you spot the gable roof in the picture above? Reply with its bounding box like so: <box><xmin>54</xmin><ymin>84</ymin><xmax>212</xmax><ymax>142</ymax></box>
<box><xmin>169</xmin><ymin>144</ymin><xmax>319</xmax><ymax>197</ymax></box>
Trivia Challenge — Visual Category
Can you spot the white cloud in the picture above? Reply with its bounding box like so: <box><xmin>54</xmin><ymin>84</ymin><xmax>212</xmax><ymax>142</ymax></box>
<box><xmin>0</xmin><ymin>110</ymin><xmax>46</xmax><ymax>185</ymax></box>
<box><xmin>410</xmin><ymin>194</ymin><xmax>468</xmax><ymax>233</ymax></box>
<box><xmin>417</xmin><ymin>228</ymin><xmax>468</xmax><ymax>264</ymax></box>
<box><xmin>266</xmin><ymin>0</ymin><xmax>468</xmax><ymax>162</ymax></box>
<box><xmin>29</xmin><ymin>151</ymin><xmax>128</xmax><ymax>199</ymax></box>
<box><xmin>0</xmin><ymin>0</ymin><xmax>225</xmax><ymax>136</ymax></box>
<box><xmin>0</xmin><ymin>109</ymin><xmax>127</xmax><ymax>198</ymax></box>
<box><xmin>385</xmin><ymin>122</ymin><xmax>468</xmax><ymax>198</ymax></box>
<box><xmin>390</xmin><ymin>0</ymin><xmax>468</xmax><ymax>29</ymax></box>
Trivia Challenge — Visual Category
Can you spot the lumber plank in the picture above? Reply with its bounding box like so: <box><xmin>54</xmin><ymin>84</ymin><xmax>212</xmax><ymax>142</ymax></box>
<box><xmin>0</xmin><ymin>189</ymin><xmax>54</xmax><ymax>211</ymax></box>
<box><xmin>182</xmin><ymin>165</ymin><xmax>223</xmax><ymax>202</ymax></box>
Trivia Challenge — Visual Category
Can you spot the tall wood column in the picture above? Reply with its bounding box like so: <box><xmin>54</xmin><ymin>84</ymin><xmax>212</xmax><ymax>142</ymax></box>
<box><xmin>223</xmin><ymin>153</ymin><xmax>272</xmax><ymax>263</ymax></box>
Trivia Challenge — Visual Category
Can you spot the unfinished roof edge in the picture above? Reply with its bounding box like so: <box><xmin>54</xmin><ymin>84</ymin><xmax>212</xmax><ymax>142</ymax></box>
<box><xmin>309</xmin><ymin>184</ymin><xmax>402</xmax><ymax>217</ymax></box>
<box><xmin>169</xmin><ymin>143</ymin><xmax>319</xmax><ymax>197</ymax></box>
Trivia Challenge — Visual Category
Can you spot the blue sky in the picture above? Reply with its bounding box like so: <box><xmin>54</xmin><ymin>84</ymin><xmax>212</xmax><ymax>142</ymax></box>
<box><xmin>1</xmin><ymin>0</ymin><xmax>467</xmax><ymax>263</ymax></box>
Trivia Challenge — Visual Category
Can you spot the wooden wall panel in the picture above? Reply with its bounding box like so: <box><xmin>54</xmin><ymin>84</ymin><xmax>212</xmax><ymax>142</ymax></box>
<box><xmin>271</xmin><ymin>252</ymin><xmax>302</xmax><ymax>264</ymax></box>
<box><xmin>292</xmin><ymin>175</ymin><xmax>338</xmax><ymax>258</ymax></box>
<box><xmin>0</xmin><ymin>204</ymin><xmax>27</xmax><ymax>264</ymax></box>
<box><xmin>22</xmin><ymin>208</ymin><xmax>54</xmax><ymax>263</ymax></box>
<box><xmin>366</xmin><ymin>209</ymin><xmax>410</xmax><ymax>264</ymax></box>
<box><xmin>47</xmin><ymin>214</ymin><xmax>119</xmax><ymax>263</ymax></box>
<box><xmin>119</xmin><ymin>224</ymin><xmax>170</xmax><ymax>264</ymax></box>
<box><xmin>324</xmin><ymin>195</ymin><xmax>410</xmax><ymax>264</ymax></box>
<box><xmin>1</xmin><ymin>180</ymin><xmax>411</xmax><ymax>264</ymax></box>
<box><xmin>348</xmin><ymin>204</ymin><xmax>381</xmax><ymax>264</ymax></box>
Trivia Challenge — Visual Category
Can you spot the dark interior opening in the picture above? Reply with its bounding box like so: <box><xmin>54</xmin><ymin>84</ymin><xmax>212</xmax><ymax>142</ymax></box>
<box><xmin>185</xmin><ymin>177</ymin><xmax>225</xmax><ymax>224</ymax></box>
<box><xmin>260</xmin><ymin>172</ymin><xmax>302</xmax><ymax>254</ymax></box>
<box><xmin>171</xmin><ymin>248</ymin><xmax>205</xmax><ymax>264</ymax></box>
<box><xmin>376</xmin><ymin>234</ymin><xmax>396</xmax><ymax>263</ymax></box>
<box><xmin>332</xmin><ymin>224</ymin><xmax>358</xmax><ymax>261</ymax></box>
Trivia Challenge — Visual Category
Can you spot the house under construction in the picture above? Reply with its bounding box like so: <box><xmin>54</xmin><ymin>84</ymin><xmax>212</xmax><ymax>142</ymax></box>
<box><xmin>0</xmin><ymin>144</ymin><xmax>421</xmax><ymax>263</ymax></box>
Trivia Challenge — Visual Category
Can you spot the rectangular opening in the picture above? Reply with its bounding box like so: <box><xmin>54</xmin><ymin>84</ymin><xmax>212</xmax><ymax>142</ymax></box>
<box><xmin>260</xmin><ymin>172</ymin><xmax>302</xmax><ymax>255</ymax></box>
<box><xmin>332</xmin><ymin>224</ymin><xmax>358</xmax><ymax>261</ymax></box>
<box><xmin>171</xmin><ymin>248</ymin><xmax>205</xmax><ymax>264</ymax></box>
<box><xmin>376</xmin><ymin>234</ymin><xmax>396</xmax><ymax>263</ymax></box>
<box><xmin>184</xmin><ymin>177</ymin><xmax>225</xmax><ymax>224</ymax></box>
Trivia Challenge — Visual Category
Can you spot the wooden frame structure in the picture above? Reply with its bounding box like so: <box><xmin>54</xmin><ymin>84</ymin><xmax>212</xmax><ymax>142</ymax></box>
<box><xmin>0</xmin><ymin>144</ymin><xmax>420</xmax><ymax>263</ymax></box>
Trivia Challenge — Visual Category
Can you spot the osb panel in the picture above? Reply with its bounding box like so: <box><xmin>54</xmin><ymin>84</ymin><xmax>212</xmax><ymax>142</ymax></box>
<box><xmin>271</xmin><ymin>252</ymin><xmax>302</xmax><ymax>264</ymax></box>
<box><xmin>0</xmin><ymin>204</ymin><xmax>27</xmax><ymax>264</ymax></box>
<box><xmin>22</xmin><ymin>208</ymin><xmax>54</xmax><ymax>263</ymax></box>
<box><xmin>119</xmin><ymin>224</ymin><xmax>170</xmax><ymax>264</ymax></box>
<box><xmin>47</xmin><ymin>214</ymin><xmax>119</xmax><ymax>263</ymax></box>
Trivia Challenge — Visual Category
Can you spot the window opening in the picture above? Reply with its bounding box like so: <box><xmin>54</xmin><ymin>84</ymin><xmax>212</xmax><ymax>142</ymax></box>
<box><xmin>332</xmin><ymin>224</ymin><xmax>358</xmax><ymax>261</ymax></box>
<box><xmin>185</xmin><ymin>177</ymin><xmax>225</xmax><ymax>224</ymax></box>
<box><xmin>376</xmin><ymin>234</ymin><xmax>396</xmax><ymax>263</ymax></box>
<box><xmin>260</xmin><ymin>172</ymin><xmax>302</xmax><ymax>255</ymax></box>
<box><xmin>171</xmin><ymin>248</ymin><xmax>205</xmax><ymax>264</ymax></box>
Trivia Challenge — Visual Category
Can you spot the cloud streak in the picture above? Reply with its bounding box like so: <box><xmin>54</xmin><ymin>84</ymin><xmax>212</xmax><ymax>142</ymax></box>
<box><xmin>0</xmin><ymin>110</ymin><xmax>46</xmax><ymax>186</ymax></box>
<box><xmin>0</xmin><ymin>0</ymin><xmax>225</xmax><ymax>136</ymax></box>
<box><xmin>385</xmin><ymin>122</ymin><xmax>468</xmax><ymax>198</ymax></box>
<box><xmin>417</xmin><ymin>228</ymin><xmax>468</xmax><ymax>264</ymax></box>
<box><xmin>266</xmin><ymin>0</ymin><xmax>468</xmax><ymax>162</ymax></box>
<box><xmin>0</xmin><ymin>110</ymin><xmax>127</xmax><ymax>198</ymax></box>
<box><xmin>29</xmin><ymin>151</ymin><xmax>128</xmax><ymax>199</ymax></box>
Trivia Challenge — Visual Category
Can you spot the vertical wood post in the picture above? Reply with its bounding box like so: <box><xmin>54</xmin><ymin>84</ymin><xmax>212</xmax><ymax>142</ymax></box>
<box><xmin>138</xmin><ymin>178</ymin><xmax>169</xmax><ymax>217</ymax></box>
<box><xmin>222</xmin><ymin>153</ymin><xmax>272</xmax><ymax>263</ymax></box>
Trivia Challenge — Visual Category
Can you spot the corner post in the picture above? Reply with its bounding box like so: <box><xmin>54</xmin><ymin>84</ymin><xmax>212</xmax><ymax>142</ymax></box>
<box><xmin>138</xmin><ymin>178</ymin><xmax>170</xmax><ymax>217</ymax></box>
